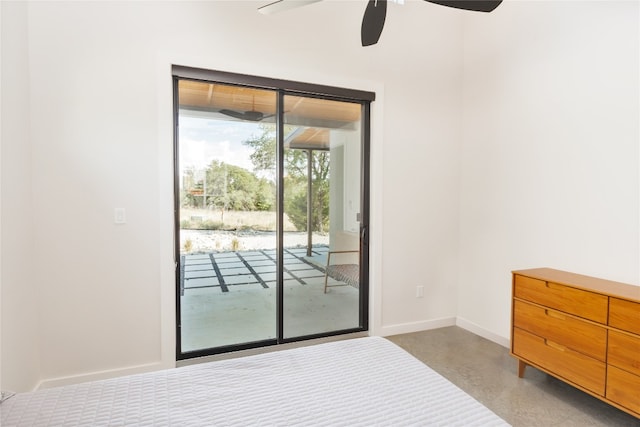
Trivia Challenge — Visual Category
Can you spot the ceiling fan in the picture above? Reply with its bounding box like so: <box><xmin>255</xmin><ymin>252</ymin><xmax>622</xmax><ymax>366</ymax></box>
<box><xmin>219</xmin><ymin>109</ymin><xmax>274</xmax><ymax>122</ymax></box>
<box><xmin>219</xmin><ymin>96</ymin><xmax>275</xmax><ymax>122</ymax></box>
<box><xmin>259</xmin><ymin>0</ymin><xmax>502</xmax><ymax>46</ymax></box>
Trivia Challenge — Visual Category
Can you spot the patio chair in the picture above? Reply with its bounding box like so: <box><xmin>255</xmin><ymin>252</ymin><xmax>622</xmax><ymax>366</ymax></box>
<box><xmin>324</xmin><ymin>250</ymin><xmax>360</xmax><ymax>293</ymax></box>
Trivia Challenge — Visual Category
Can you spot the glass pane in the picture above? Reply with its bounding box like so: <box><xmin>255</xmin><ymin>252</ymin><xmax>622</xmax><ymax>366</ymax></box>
<box><xmin>177</xmin><ymin>80</ymin><xmax>277</xmax><ymax>352</ymax></box>
<box><xmin>282</xmin><ymin>95</ymin><xmax>362</xmax><ymax>339</ymax></box>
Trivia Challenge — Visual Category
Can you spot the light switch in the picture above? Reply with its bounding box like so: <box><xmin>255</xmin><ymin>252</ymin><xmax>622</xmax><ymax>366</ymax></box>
<box><xmin>114</xmin><ymin>208</ymin><xmax>126</xmax><ymax>224</ymax></box>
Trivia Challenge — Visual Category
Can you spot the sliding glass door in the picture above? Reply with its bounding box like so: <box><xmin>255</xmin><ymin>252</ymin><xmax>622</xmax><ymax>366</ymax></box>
<box><xmin>174</xmin><ymin>67</ymin><xmax>372</xmax><ymax>358</ymax></box>
<box><xmin>177</xmin><ymin>81</ymin><xmax>278</xmax><ymax>353</ymax></box>
<box><xmin>282</xmin><ymin>95</ymin><xmax>363</xmax><ymax>338</ymax></box>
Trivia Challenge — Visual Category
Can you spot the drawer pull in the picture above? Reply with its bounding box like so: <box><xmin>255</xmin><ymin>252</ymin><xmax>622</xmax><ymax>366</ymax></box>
<box><xmin>545</xmin><ymin>309</ymin><xmax>566</xmax><ymax>320</ymax></box>
<box><xmin>545</xmin><ymin>339</ymin><xmax>566</xmax><ymax>352</ymax></box>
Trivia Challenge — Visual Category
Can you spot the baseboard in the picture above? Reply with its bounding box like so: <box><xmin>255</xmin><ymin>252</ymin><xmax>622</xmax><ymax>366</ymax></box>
<box><xmin>456</xmin><ymin>317</ymin><xmax>510</xmax><ymax>348</ymax></box>
<box><xmin>378</xmin><ymin>317</ymin><xmax>456</xmax><ymax>337</ymax></box>
<box><xmin>33</xmin><ymin>319</ymin><xmax>507</xmax><ymax>390</ymax></box>
<box><xmin>34</xmin><ymin>361</ymin><xmax>171</xmax><ymax>391</ymax></box>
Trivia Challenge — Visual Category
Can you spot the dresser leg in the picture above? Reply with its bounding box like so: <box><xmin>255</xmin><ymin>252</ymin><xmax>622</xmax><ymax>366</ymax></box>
<box><xmin>517</xmin><ymin>360</ymin><xmax>527</xmax><ymax>378</ymax></box>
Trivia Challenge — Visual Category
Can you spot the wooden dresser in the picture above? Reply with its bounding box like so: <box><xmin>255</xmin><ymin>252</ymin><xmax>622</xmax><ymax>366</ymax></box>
<box><xmin>511</xmin><ymin>268</ymin><xmax>640</xmax><ymax>418</ymax></box>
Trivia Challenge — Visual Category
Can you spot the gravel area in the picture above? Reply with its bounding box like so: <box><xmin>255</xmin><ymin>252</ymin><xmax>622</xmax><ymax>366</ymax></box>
<box><xmin>180</xmin><ymin>229</ymin><xmax>329</xmax><ymax>253</ymax></box>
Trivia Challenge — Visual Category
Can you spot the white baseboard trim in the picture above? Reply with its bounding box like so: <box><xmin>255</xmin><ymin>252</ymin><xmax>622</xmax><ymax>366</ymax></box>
<box><xmin>33</xmin><ymin>320</ymin><xmax>508</xmax><ymax>390</ymax></box>
<box><xmin>34</xmin><ymin>361</ymin><xmax>170</xmax><ymax>391</ymax></box>
<box><xmin>377</xmin><ymin>317</ymin><xmax>456</xmax><ymax>337</ymax></box>
<box><xmin>456</xmin><ymin>317</ymin><xmax>510</xmax><ymax>348</ymax></box>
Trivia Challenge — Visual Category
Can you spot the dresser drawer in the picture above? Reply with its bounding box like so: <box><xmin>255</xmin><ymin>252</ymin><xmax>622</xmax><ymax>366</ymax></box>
<box><xmin>606</xmin><ymin>365</ymin><xmax>640</xmax><ymax>415</ymax></box>
<box><xmin>608</xmin><ymin>330</ymin><xmax>640</xmax><ymax>376</ymax></box>
<box><xmin>609</xmin><ymin>297</ymin><xmax>640</xmax><ymax>335</ymax></box>
<box><xmin>512</xmin><ymin>300</ymin><xmax>606</xmax><ymax>361</ymax></box>
<box><xmin>513</xmin><ymin>274</ymin><xmax>608</xmax><ymax>323</ymax></box>
<box><xmin>512</xmin><ymin>327</ymin><xmax>606</xmax><ymax>395</ymax></box>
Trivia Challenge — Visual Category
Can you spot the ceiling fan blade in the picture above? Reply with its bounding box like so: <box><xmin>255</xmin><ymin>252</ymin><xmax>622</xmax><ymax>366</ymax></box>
<box><xmin>361</xmin><ymin>0</ymin><xmax>387</xmax><ymax>47</ymax></box>
<box><xmin>258</xmin><ymin>0</ymin><xmax>322</xmax><ymax>15</ymax></box>
<box><xmin>219</xmin><ymin>109</ymin><xmax>268</xmax><ymax>122</ymax></box>
<box><xmin>425</xmin><ymin>0</ymin><xmax>502</xmax><ymax>13</ymax></box>
<box><xmin>219</xmin><ymin>109</ymin><xmax>248</xmax><ymax>120</ymax></box>
<box><xmin>243</xmin><ymin>111</ymin><xmax>266</xmax><ymax>121</ymax></box>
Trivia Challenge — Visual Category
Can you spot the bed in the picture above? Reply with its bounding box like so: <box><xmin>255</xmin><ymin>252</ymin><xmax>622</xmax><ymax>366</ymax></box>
<box><xmin>1</xmin><ymin>337</ymin><xmax>509</xmax><ymax>426</ymax></box>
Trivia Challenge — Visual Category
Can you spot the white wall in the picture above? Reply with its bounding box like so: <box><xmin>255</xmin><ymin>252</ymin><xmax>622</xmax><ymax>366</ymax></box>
<box><xmin>1</xmin><ymin>1</ymin><xmax>463</xmax><ymax>391</ymax></box>
<box><xmin>458</xmin><ymin>1</ymin><xmax>640</xmax><ymax>342</ymax></box>
<box><xmin>2</xmin><ymin>0</ymin><xmax>637</xmax><ymax>392</ymax></box>
<box><xmin>378</xmin><ymin>2</ymin><xmax>463</xmax><ymax>334</ymax></box>
<box><xmin>1</xmin><ymin>1</ymin><xmax>41</xmax><ymax>392</ymax></box>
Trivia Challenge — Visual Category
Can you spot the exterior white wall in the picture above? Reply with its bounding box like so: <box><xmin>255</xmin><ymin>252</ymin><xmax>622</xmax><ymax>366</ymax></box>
<box><xmin>328</xmin><ymin>127</ymin><xmax>360</xmax><ymax>252</ymax></box>
<box><xmin>327</xmin><ymin>129</ymin><xmax>360</xmax><ymax>266</ymax></box>
<box><xmin>342</xmin><ymin>129</ymin><xmax>360</xmax><ymax>235</ymax></box>
<box><xmin>458</xmin><ymin>1</ymin><xmax>640</xmax><ymax>342</ymax></box>
<box><xmin>329</xmin><ymin>143</ymin><xmax>345</xmax><ymax>244</ymax></box>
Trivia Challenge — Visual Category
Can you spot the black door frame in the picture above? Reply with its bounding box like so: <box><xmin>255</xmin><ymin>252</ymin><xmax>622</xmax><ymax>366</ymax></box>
<box><xmin>172</xmin><ymin>65</ymin><xmax>374</xmax><ymax>360</ymax></box>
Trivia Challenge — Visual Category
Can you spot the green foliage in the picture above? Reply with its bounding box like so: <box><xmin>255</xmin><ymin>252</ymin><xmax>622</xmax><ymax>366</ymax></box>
<box><xmin>205</xmin><ymin>160</ymin><xmax>274</xmax><ymax>212</ymax></box>
<box><xmin>282</xmin><ymin>152</ymin><xmax>330</xmax><ymax>232</ymax></box>
<box><xmin>181</xmin><ymin>123</ymin><xmax>330</xmax><ymax>233</ymax></box>
<box><xmin>242</xmin><ymin>125</ymin><xmax>277</xmax><ymax>177</ymax></box>
<box><xmin>284</xmin><ymin>180</ymin><xmax>307</xmax><ymax>231</ymax></box>
<box><xmin>244</xmin><ymin>125</ymin><xmax>330</xmax><ymax>232</ymax></box>
<box><xmin>181</xmin><ymin>160</ymin><xmax>274</xmax><ymax>212</ymax></box>
<box><xmin>254</xmin><ymin>180</ymin><xmax>275</xmax><ymax>211</ymax></box>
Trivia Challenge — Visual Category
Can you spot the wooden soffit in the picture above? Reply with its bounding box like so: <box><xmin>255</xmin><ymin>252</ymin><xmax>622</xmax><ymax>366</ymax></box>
<box><xmin>178</xmin><ymin>80</ymin><xmax>361</xmax><ymax>130</ymax></box>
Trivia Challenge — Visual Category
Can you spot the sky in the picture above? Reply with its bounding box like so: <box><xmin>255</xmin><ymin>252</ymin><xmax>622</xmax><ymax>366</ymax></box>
<box><xmin>178</xmin><ymin>116</ymin><xmax>263</xmax><ymax>177</ymax></box>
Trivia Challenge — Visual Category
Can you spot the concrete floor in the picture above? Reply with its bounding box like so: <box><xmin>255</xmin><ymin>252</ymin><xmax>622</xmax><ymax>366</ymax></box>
<box><xmin>180</xmin><ymin>246</ymin><xmax>359</xmax><ymax>352</ymax></box>
<box><xmin>181</xmin><ymin>278</ymin><xmax>359</xmax><ymax>351</ymax></box>
<box><xmin>387</xmin><ymin>327</ymin><xmax>640</xmax><ymax>427</ymax></box>
<box><xmin>180</xmin><ymin>246</ymin><xmax>638</xmax><ymax>425</ymax></box>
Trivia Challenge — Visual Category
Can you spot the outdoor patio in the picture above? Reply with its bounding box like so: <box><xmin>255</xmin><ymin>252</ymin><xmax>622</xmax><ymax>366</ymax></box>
<box><xmin>180</xmin><ymin>245</ymin><xmax>330</xmax><ymax>295</ymax></box>
<box><xmin>179</xmin><ymin>245</ymin><xmax>360</xmax><ymax>352</ymax></box>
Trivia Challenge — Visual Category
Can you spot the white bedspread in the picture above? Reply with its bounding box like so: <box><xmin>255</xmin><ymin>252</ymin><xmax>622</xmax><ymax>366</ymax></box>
<box><xmin>1</xmin><ymin>337</ymin><xmax>509</xmax><ymax>426</ymax></box>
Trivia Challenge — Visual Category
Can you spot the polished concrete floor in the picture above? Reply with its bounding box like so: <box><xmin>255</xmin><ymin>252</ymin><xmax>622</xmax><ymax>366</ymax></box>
<box><xmin>387</xmin><ymin>327</ymin><xmax>639</xmax><ymax>427</ymax></box>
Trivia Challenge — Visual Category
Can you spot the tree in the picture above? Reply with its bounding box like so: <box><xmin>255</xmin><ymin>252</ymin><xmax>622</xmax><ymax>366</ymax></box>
<box><xmin>243</xmin><ymin>124</ymin><xmax>330</xmax><ymax>232</ymax></box>
<box><xmin>181</xmin><ymin>166</ymin><xmax>205</xmax><ymax>208</ymax></box>
<box><xmin>204</xmin><ymin>160</ymin><xmax>274</xmax><ymax>217</ymax></box>
<box><xmin>181</xmin><ymin>159</ymin><xmax>274</xmax><ymax>222</ymax></box>
<box><xmin>243</xmin><ymin>125</ymin><xmax>277</xmax><ymax>181</ymax></box>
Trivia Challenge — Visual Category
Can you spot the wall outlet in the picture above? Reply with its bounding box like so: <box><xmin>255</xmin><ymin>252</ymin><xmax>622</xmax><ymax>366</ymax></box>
<box><xmin>114</xmin><ymin>208</ymin><xmax>126</xmax><ymax>224</ymax></box>
<box><xmin>416</xmin><ymin>285</ymin><xmax>424</xmax><ymax>298</ymax></box>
